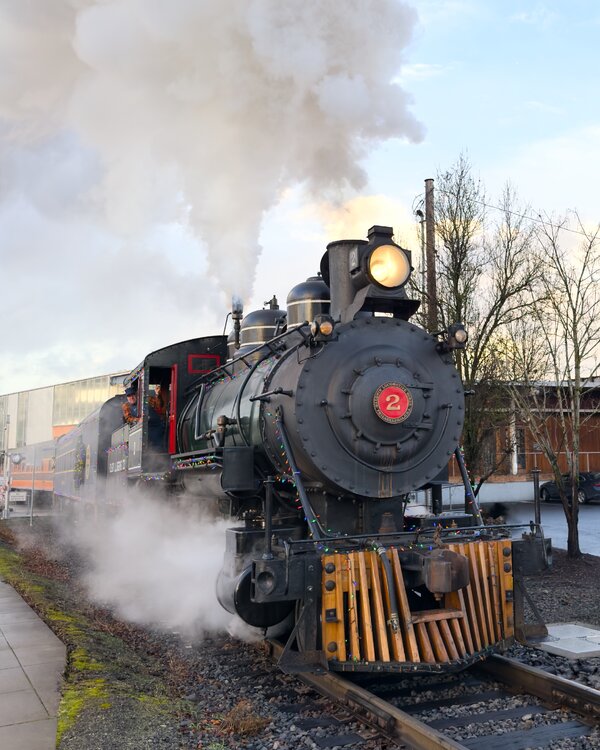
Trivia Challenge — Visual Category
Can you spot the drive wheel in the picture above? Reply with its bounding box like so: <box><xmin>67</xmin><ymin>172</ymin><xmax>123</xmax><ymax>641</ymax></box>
<box><xmin>540</xmin><ymin>488</ymin><xmax>550</xmax><ymax>503</ymax></box>
<box><xmin>578</xmin><ymin>489</ymin><xmax>587</xmax><ymax>504</ymax></box>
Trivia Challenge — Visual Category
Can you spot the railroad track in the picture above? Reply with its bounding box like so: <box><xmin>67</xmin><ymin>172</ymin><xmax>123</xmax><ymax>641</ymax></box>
<box><xmin>267</xmin><ymin>642</ymin><xmax>600</xmax><ymax>749</ymax></box>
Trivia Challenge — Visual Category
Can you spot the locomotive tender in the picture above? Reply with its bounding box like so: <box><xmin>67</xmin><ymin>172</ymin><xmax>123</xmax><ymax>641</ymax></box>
<box><xmin>50</xmin><ymin>226</ymin><xmax>547</xmax><ymax>673</ymax></box>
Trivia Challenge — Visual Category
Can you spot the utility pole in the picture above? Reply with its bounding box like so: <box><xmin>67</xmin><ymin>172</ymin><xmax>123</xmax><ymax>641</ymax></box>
<box><xmin>425</xmin><ymin>178</ymin><xmax>438</xmax><ymax>333</ymax></box>
<box><xmin>425</xmin><ymin>179</ymin><xmax>442</xmax><ymax>515</ymax></box>
<box><xmin>3</xmin><ymin>454</ymin><xmax>10</xmax><ymax>520</ymax></box>
<box><xmin>415</xmin><ymin>209</ymin><xmax>426</xmax><ymax>304</ymax></box>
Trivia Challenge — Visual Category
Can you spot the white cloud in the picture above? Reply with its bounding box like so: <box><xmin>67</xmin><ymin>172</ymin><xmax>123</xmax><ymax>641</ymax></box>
<box><xmin>510</xmin><ymin>4</ymin><xmax>558</xmax><ymax>26</ymax></box>
<box><xmin>523</xmin><ymin>100</ymin><xmax>564</xmax><ymax>116</ymax></box>
<box><xmin>413</xmin><ymin>0</ymin><xmax>480</xmax><ymax>27</ymax></box>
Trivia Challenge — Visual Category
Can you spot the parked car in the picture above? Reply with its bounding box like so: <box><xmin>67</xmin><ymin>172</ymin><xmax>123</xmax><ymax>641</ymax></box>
<box><xmin>539</xmin><ymin>472</ymin><xmax>600</xmax><ymax>504</ymax></box>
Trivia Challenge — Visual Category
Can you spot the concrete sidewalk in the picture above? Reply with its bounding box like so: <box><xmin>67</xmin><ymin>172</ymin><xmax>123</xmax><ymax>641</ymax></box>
<box><xmin>0</xmin><ymin>579</ymin><xmax>65</xmax><ymax>750</ymax></box>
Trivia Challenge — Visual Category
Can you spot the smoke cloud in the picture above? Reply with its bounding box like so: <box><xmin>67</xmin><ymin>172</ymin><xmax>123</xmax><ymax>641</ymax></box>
<box><xmin>0</xmin><ymin>1</ymin><xmax>423</xmax><ymax>392</ymax></box>
<box><xmin>0</xmin><ymin>0</ymin><xmax>422</xmax><ymax>300</ymax></box>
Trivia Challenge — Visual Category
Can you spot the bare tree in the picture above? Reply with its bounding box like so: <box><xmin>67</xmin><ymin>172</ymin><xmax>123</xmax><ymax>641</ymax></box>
<box><xmin>504</xmin><ymin>214</ymin><xmax>600</xmax><ymax>558</ymax></box>
<box><xmin>421</xmin><ymin>155</ymin><xmax>539</xmax><ymax>497</ymax></box>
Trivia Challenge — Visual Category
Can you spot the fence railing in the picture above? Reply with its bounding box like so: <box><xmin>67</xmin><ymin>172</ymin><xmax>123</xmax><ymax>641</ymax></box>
<box><xmin>448</xmin><ymin>451</ymin><xmax>600</xmax><ymax>481</ymax></box>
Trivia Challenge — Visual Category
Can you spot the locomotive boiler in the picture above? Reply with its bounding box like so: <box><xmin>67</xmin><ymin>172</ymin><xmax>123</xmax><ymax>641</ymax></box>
<box><xmin>173</xmin><ymin>226</ymin><xmax>547</xmax><ymax>673</ymax></box>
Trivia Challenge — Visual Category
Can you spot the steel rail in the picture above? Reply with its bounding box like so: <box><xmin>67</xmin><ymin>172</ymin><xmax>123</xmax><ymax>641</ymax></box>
<box><xmin>267</xmin><ymin>640</ymin><xmax>469</xmax><ymax>750</ymax></box>
<box><xmin>478</xmin><ymin>654</ymin><xmax>600</xmax><ymax>722</ymax></box>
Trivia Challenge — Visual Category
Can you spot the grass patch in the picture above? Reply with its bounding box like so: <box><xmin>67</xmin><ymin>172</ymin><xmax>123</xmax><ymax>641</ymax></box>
<box><xmin>57</xmin><ymin>680</ymin><xmax>109</xmax><ymax>745</ymax></box>
<box><xmin>0</xmin><ymin>521</ymin><xmax>187</xmax><ymax>747</ymax></box>
<box><xmin>219</xmin><ymin>700</ymin><xmax>271</xmax><ymax>736</ymax></box>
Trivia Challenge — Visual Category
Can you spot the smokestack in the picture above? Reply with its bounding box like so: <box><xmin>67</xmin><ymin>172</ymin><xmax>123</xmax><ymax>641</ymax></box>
<box><xmin>231</xmin><ymin>297</ymin><xmax>243</xmax><ymax>350</ymax></box>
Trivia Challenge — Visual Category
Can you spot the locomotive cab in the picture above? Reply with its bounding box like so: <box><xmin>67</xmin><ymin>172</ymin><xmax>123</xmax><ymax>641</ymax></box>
<box><xmin>106</xmin><ymin>336</ymin><xmax>226</xmax><ymax>503</ymax></box>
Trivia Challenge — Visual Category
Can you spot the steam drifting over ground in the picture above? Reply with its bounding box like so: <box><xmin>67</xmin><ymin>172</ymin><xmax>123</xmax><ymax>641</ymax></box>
<box><xmin>74</xmin><ymin>497</ymin><xmax>234</xmax><ymax>636</ymax></box>
<box><xmin>39</xmin><ymin>495</ymin><xmax>245</xmax><ymax>639</ymax></box>
<box><xmin>0</xmin><ymin>0</ymin><xmax>422</xmax><ymax>392</ymax></box>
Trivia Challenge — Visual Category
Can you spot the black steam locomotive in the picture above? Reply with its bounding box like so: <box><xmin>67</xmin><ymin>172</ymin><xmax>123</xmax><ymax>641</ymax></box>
<box><xmin>53</xmin><ymin>226</ymin><xmax>547</xmax><ymax>673</ymax></box>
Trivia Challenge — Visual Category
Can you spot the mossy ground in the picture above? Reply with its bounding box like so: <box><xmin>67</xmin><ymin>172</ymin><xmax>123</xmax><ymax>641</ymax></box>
<box><xmin>0</xmin><ymin>518</ymin><xmax>194</xmax><ymax>748</ymax></box>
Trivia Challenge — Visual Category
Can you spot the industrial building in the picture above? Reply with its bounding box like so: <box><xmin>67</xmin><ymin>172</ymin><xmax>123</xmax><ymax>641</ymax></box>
<box><xmin>0</xmin><ymin>372</ymin><xmax>128</xmax><ymax>453</ymax></box>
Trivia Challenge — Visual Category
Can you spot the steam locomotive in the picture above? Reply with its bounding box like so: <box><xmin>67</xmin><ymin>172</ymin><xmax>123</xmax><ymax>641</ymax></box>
<box><xmin>51</xmin><ymin>225</ymin><xmax>547</xmax><ymax>673</ymax></box>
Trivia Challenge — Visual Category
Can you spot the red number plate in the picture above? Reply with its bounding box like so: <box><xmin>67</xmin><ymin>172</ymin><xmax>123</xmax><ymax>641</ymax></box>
<box><xmin>373</xmin><ymin>383</ymin><xmax>413</xmax><ymax>424</ymax></box>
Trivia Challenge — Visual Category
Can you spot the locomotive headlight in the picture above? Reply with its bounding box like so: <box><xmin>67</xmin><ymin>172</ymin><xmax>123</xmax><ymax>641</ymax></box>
<box><xmin>438</xmin><ymin>322</ymin><xmax>469</xmax><ymax>352</ymax></box>
<box><xmin>367</xmin><ymin>244</ymin><xmax>411</xmax><ymax>288</ymax></box>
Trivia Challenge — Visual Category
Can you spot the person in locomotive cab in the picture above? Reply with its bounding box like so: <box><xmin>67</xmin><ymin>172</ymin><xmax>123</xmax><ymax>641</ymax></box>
<box><xmin>147</xmin><ymin>383</ymin><xmax>168</xmax><ymax>449</ymax></box>
<box><xmin>122</xmin><ymin>386</ymin><xmax>141</xmax><ymax>426</ymax></box>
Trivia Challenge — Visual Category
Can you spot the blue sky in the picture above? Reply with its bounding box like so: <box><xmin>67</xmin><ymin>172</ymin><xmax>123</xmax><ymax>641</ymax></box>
<box><xmin>0</xmin><ymin>0</ymin><xmax>598</xmax><ymax>395</ymax></box>
<box><xmin>395</xmin><ymin>0</ymin><xmax>599</xmax><ymax>213</ymax></box>
<box><xmin>369</xmin><ymin>0</ymin><xmax>599</xmax><ymax>212</ymax></box>
<box><xmin>249</xmin><ymin>0</ymin><xmax>600</xmax><ymax>311</ymax></box>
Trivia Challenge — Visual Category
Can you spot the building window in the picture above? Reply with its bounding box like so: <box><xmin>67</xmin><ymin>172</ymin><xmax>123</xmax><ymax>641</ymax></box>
<box><xmin>52</xmin><ymin>376</ymin><xmax>116</xmax><ymax>427</ymax></box>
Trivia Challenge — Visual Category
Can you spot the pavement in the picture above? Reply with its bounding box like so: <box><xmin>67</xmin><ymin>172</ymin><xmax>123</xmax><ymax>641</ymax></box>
<box><xmin>0</xmin><ymin>499</ymin><xmax>596</xmax><ymax>750</ymax></box>
<box><xmin>502</xmin><ymin>500</ymin><xmax>600</xmax><ymax>556</ymax></box>
<box><xmin>0</xmin><ymin>578</ymin><xmax>65</xmax><ymax>750</ymax></box>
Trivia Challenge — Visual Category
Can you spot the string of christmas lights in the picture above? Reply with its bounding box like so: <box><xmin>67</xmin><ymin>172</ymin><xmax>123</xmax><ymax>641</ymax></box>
<box><xmin>139</xmin><ymin>473</ymin><xmax>170</xmax><ymax>482</ymax></box>
<box><xmin>172</xmin><ymin>456</ymin><xmax>220</xmax><ymax>471</ymax></box>
<box><xmin>106</xmin><ymin>442</ymin><xmax>128</xmax><ymax>455</ymax></box>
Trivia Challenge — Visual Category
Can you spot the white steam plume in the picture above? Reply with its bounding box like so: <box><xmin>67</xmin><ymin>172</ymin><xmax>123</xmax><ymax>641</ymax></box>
<box><xmin>71</xmin><ymin>498</ymin><xmax>235</xmax><ymax>636</ymax></box>
<box><xmin>0</xmin><ymin>0</ymin><xmax>423</xmax><ymax>302</ymax></box>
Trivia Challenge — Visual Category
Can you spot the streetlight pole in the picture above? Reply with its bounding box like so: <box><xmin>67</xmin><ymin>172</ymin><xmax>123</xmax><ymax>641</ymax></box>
<box><xmin>3</xmin><ymin>454</ymin><xmax>11</xmax><ymax>521</ymax></box>
<box><xmin>2</xmin><ymin>416</ymin><xmax>9</xmax><ymax>520</ymax></box>
<box><xmin>29</xmin><ymin>444</ymin><xmax>36</xmax><ymax>527</ymax></box>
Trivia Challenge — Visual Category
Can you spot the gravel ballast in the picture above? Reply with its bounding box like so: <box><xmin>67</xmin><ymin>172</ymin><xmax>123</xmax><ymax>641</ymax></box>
<box><xmin>1</xmin><ymin>518</ymin><xmax>600</xmax><ymax>749</ymax></box>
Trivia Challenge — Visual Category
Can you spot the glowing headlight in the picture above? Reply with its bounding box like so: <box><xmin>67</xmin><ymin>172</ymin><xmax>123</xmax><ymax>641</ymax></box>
<box><xmin>368</xmin><ymin>245</ymin><xmax>411</xmax><ymax>288</ymax></box>
<box><xmin>441</xmin><ymin>322</ymin><xmax>469</xmax><ymax>351</ymax></box>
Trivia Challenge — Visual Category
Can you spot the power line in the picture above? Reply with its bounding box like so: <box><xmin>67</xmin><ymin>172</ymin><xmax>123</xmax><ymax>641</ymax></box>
<box><xmin>415</xmin><ymin>189</ymin><xmax>598</xmax><ymax>239</ymax></box>
<box><xmin>470</xmin><ymin>195</ymin><xmax>595</xmax><ymax>238</ymax></box>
